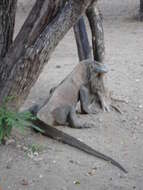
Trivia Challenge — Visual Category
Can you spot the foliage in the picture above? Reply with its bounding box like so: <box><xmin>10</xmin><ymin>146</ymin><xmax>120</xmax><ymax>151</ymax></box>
<box><xmin>28</xmin><ymin>143</ymin><xmax>44</xmax><ymax>154</ymax></box>
<box><xmin>0</xmin><ymin>97</ymin><xmax>43</xmax><ymax>144</ymax></box>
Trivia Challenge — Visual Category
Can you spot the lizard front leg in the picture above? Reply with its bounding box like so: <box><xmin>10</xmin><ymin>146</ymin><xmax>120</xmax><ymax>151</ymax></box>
<box><xmin>79</xmin><ymin>85</ymin><xmax>96</xmax><ymax>114</ymax></box>
<box><xmin>68</xmin><ymin>106</ymin><xmax>92</xmax><ymax>128</ymax></box>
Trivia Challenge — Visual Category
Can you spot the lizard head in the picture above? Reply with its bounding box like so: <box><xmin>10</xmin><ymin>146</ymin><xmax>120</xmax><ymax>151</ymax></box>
<box><xmin>92</xmin><ymin>60</ymin><xmax>108</xmax><ymax>74</ymax></box>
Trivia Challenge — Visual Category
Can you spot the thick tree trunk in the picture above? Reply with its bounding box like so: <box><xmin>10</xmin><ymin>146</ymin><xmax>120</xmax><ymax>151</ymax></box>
<box><xmin>86</xmin><ymin>4</ymin><xmax>105</xmax><ymax>62</ymax></box>
<box><xmin>73</xmin><ymin>3</ymin><xmax>105</xmax><ymax>63</ymax></box>
<box><xmin>140</xmin><ymin>0</ymin><xmax>143</xmax><ymax>20</ymax></box>
<box><xmin>0</xmin><ymin>0</ymin><xmax>97</xmax><ymax>110</ymax></box>
<box><xmin>0</xmin><ymin>0</ymin><xmax>65</xmax><ymax>108</ymax></box>
<box><xmin>0</xmin><ymin>0</ymin><xmax>17</xmax><ymax>57</ymax></box>
<box><xmin>74</xmin><ymin>17</ymin><xmax>92</xmax><ymax>61</ymax></box>
<box><xmin>86</xmin><ymin>4</ymin><xmax>109</xmax><ymax>111</ymax></box>
<box><xmin>140</xmin><ymin>0</ymin><xmax>143</xmax><ymax>12</ymax></box>
<box><xmin>73</xmin><ymin>3</ymin><xmax>109</xmax><ymax>112</ymax></box>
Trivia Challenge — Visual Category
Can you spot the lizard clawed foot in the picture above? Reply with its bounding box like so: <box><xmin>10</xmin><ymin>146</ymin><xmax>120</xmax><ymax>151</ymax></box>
<box><xmin>96</xmin><ymin>91</ymin><xmax>111</xmax><ymax>112</ymax></box>
<box><xmin>99</xmin><ymin>97</ymin><xmax>111</xmax><ymax>112</ymax></box>
<box><xmin>111</xmin><ymin>104</ymin><xmax>122</xmax><ymax>114</ymax></box>
<box><xmin>102</xmin><ymin>103</ymin><xmax>111</xmax><ymax>112</ymax></box>
<box><xmin>84</xmin><ymin>109</ymin><xmax>97</xmax><ymax>114</ymax></box>
<box><xmin>100</xmin><ymin>99</ymin><xmax>122</xmax><ymax>114</ymax></box>
<box><xmin>111</xmin><ymin>97</ymin><xmax>128</xmax><ymax>104</ymax></box>
<box><xmin>82</xmin><ymin>122</ymin><xmax>94</xmax><ymax>128</ymax></box>
<box><xmin>70</xmin><ymin>122</ymin><xmax>94</xmax><ymax>129</ymax></box>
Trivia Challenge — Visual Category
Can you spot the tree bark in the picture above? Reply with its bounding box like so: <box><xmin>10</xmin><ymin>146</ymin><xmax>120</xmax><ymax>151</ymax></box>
<box><xmin>0</xmin><ymin>0</ymin><xmax>17</xmax><ymax>58</ymax></box>
<box><xmin>140</xmin><ymin>0</ymin><xmax>143</xmax><ymax>20</ymax></box>
<box><xmin>0</xmin><ymin>0</ymin><xmax>97</xmax><ymax>110</ymax></box>
<box><xmin>86</xmin><ymin>4</ymin><xmax>109</xmax><ymax>111</ymax></box>
<box><xmin>86</xmin><ymin>4</ymin><xmax>105</xmax><ymax>62</ymax></box>
<box><xmin>74</xmin><ymin>17</ymin><xmax>92</xmax><ymax>61</ymax></box>
<box><xmin>0</xmin><ymin>0</ymin><xmax>65</xmax><ymax>108</ymax></box>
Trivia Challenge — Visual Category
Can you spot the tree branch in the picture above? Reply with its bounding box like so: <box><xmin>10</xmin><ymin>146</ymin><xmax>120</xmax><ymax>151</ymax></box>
<box><xmin>86</xmin><ymin>4</ymin><xmax>105</xmax><ymax>62</ymax></box>
<box><xmin>74</xmin><ymin>17</ymin><xmax>92</xmax><ymax>61</ymax></box>
<box><xmin>0</xmin><ymin>0</ymin><xmax>97</xmax><ymax>109</ymax></box>
<box><xmin>0</xmin><ymin>0</ymin><xmax>17</xmax><ymax>57</ymax></box>
<box><xmin>140</xmin><ymin>0</ymin><xmax>143</xmax><ymax>21</ymax></box>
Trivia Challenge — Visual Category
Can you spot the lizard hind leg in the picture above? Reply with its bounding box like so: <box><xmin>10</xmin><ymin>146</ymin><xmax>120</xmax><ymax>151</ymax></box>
<box><xmin>80</xmin><ymin>85</ymin><xmax>96</xmax><ymax>114</ymax></box>
<box><xmin>68</xmin><ymin>106</ymin><xmax>93</xmax><ymax>129</ymax></box>
<box><xmin>53</xmin><ymin>105</ymin><xmax>71</xmax><ymax>126</ymax></box>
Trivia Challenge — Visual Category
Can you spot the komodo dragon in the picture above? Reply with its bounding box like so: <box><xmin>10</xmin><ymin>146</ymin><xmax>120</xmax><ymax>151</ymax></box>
<box><xmin>33</xmin><ymin>59</ymin><xmax>108</xmax><ymax>128</ymax></box>
<box><xmin>29</xmin><ymin>59</ymin><xmax>127</xmax><ymax>173</ymax></box>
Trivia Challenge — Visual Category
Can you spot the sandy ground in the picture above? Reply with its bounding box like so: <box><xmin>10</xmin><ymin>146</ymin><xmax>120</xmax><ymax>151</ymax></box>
<box><xmin>0</xmin><ymin>0</ymin><xmax>143</xmax><ymax>189</ymax></box>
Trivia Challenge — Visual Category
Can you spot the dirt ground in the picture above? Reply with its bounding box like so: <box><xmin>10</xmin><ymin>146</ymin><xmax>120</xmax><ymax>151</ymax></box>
<box><xmin>0</xmin><ymin>0</ymin><xmax>143</xmax><ymax>189</ymax></box>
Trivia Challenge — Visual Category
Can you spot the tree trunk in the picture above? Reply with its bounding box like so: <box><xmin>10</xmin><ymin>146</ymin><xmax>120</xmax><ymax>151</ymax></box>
<box><xmin>73</xmin><ymin>3</ymin><xmax>109</xmax><ymax>112</ymax></box>
<box><xmin>73</xmin><ymin>3</ymin><xmax>105</xmax><ymax>63</ymax></box>
<box><xmin>140</xmin><ymin>0</ymin><xmax>143</xmax><ymax>20</ymax></box>
<box><xmin>86</xmin><ymin>4</ymin><xmax>105</xmax><ymax>62</ymax></box>
<box><xmin>0</xmin><ymin>0</ymin><xmax>97</xmax><ymax>110</ymax></box>
<box><xmin>74</xmin><ymin>17</ymin><xmax>92</xmax><ymax>61</ymax></box>
<box><xmin>0</xmin><ymin>0</ymin><xmax>17</xmax><ymax>58</ymax></box>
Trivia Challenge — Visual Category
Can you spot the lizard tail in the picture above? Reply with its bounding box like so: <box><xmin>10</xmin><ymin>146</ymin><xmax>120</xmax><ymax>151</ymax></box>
<box><xmin>32</xmin><ymin>118</ymin><xmax>127</xmax><ymax>173</ymax></box>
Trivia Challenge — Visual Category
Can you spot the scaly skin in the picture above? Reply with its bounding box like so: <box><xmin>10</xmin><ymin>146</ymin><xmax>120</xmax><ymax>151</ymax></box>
<box><xmin>37</xmin><ymin>59</ymin><xmax>108</xmax><ymax>127</ymax></box>
<box><xmin>29</xmin><ymin>59</ymin><xmax>127</xmax><ymax>173</ymax></box>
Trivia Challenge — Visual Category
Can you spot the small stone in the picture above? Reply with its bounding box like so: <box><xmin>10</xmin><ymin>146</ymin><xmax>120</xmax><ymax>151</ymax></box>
<box><xmin>27</xmin><ymin>152</ymin><xmax>34</xmax><ymax>159</ymax></box>
<box><xmin>88</xmin><ymin>168</ymin><xmax>97</xmax><ymax>176</ymax></box>
<box><xmin>135</xmin><ymin>79</ymin><xmax>140</xmax><ymax>82</ymax></box>
<box><xmin>73</xmin><ymin>181</ymin><xmax>80</xmax><ymax>185</ymax></box>
<box><xmin>17</xmin><ymin>144</ymin><xmax>22</xmax><ymax>148</ymax></box>
<box><xmin>22</xmin><ymin>146</ymin><xmax>28</xmax><ymax>151</ymax></box>
<box><xmin>138</xmin><ymin>105</ymin><xmax>143</xmax><ymax>108</ymax></box>
<box><xmin>33</xmin><ymin>157</ymin><xmax>43</xmax><ymax>162</ymax></box>
<box><xmin>39</xmin><ymin>174</ymin><xmax>43</xmax><ymax>178</ymax></box>
<box><xmin>21</xmin><ymin>179</ymin><xmax>29</xmax><ymax>186</ymax></box>
<box><xmin>69</xmin><ymin>160</ymin><xmax>80</xmax><ymax>165</ymax></box>
<box><xmin>6</xmin><ymin>139</ymin><xmax>15</xmax><ymax>145</ymax></box>
<box><xmin>69</xmin><ymin>160</ymin><xmax>74</xmax><ymax>164</ymax></box>
<box><xmin>33</xmin><ymin>152</ymin><xmax>39</xmax><ymax>156</ymax></box>
<box><xmin>56</xmin><ymin>65</ymin><xmax>61</xmax><ymax>68</ymax></box>
<box><xmin>122</xmin><ymin>119</ymin><xmax>126</xmax><ymax>123</ymax></box>
<box><xmin>98</xmin><ymin>118</ymin><xmax>103</xmax><ymax>123</ymax></box>
<box><xmin>6</xmin><ymin>162</ymin><xmax>12</xmax><ymax>169</ymax></box>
